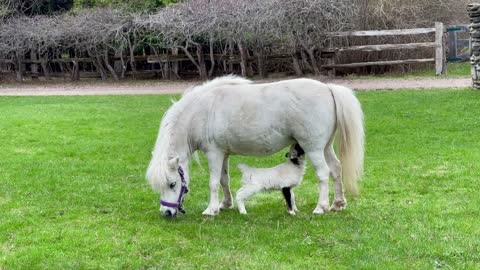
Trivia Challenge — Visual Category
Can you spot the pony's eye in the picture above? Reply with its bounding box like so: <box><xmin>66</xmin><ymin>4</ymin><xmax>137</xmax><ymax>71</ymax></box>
<box><xmin>169</xmin><ymin>182</ymin><xmax>176</xmax><ymax>189</ymax></box>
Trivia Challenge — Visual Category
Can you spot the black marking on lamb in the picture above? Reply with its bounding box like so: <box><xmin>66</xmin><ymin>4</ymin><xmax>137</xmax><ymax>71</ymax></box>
<box><xmin>294</xmin><ymin>143</ymin><xmax>305</xmax><ymax>156</ymax></box>
<box><xmin>290</xmin><ymin>158</ymin><xmax>300</xmax><ymax>166</ymax></box>
<box><xmin>282</xmin><ymin>187</ymin><xmax>293</xmax><ymax>210</ymax></box>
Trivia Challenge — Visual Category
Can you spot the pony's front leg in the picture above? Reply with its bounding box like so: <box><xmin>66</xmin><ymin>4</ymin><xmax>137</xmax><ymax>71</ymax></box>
<box><xmin>202</xmin><ymin>151</ymin><xmax>225</xmax><ymax>216</ymax></box>
<box><xmin>219</xmin><ymin>155</ymin><xmax>234</xmax><ymax>209</ymax></box>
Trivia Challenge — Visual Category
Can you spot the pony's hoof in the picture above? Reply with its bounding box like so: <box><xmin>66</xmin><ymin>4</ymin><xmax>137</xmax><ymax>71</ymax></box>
<box><xmin>239</xmin><ymin>210</ymin><xmax>247</xmax><ymax>215</ymax></box>
<box><xmin>202</xmin><ymin>207</ymin><xmax>219</xmax><ymax>216</ymax></box>
<box><xmin>330</xmin><ymin>200</ymin><xmax>347</xmax><ymax>211</ymax></box>
<box><xmin>313</xmin><ymin>204</ymin><xmax>329</xmax><ymax>214</ymax></box>
<box><xmin>313</xmin><ymin>203</ymin><xmax>329</xmax><ymax>214</ymax></box>
<box><xmin>288</xmin><ymin>210</ymin><xmax>296</xmax><ymax>215</ymax></box>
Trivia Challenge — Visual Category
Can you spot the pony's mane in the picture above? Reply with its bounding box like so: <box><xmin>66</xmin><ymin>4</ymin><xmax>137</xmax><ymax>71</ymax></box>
<box><xmin>147</xmin><ymin>75</ymin><xmax>251</xmax><ymax>191</ymax></box>
<box><xmin>146</xmin><ymin>89</ymin><xmax>200</xmax><ymax>191</ymax></box>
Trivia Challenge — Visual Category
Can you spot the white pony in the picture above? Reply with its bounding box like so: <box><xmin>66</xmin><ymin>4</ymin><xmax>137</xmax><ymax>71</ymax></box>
<box><xmin>236</xmin><ymin>143</ymin><xmax>306</xmax><ymax>215</ymax></box>
<box><xmin>146</xmin><ymin>75</ymin><xmax>364</xmax><ymax>217</ymax></box>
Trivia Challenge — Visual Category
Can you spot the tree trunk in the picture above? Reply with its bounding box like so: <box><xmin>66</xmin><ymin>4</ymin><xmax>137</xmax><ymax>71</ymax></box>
<box><xmin>208</xmin><ymin>37</ymin><xmax>215</xmax><ymax>77</ymax></box>
<box><xmin>306</xmin><ymin>48</ymin><xmax>321</xmax><ymax>76</ymax></box>
<box><xmin>103</xmin><ymin>49</ymin><xmax>119</xmax><ymax>80</ymax></box>
<box><xmin>114</xmin><ymin>49</ymin><xmax>123</xmax><ymax>76</ymax></box>
<box><xmin>255</xmin><ymin>45</ymin><xmax>266</xmax><ymax>78</ymax></box>
<box><xmin>291</xmin><ymin>54</ymin><xmax>303</xmax><ymax>76</ymax></box>
<box><xmin>246</xmin><ymin>50</ymin><xmax>254</xmax><ymax>77</ymax></box>
<box><xmin>58</xmin><ymin>61</ymin><xmax>70</xmax><ymax>81</ymax></box>
<box><xmin>128</xmin><ymin>39</ymin><xmax>137</xmax><ymax>78</ymax></box>
<box><xmin>30</xmin><ymin>51</ymin><xmax>39</xmax><ymax>80</ymax></box>
<box><xmin>162</xmin><ymin>61</ymin><xmax>169</xmax><ymax>79</ymax></box>
<box><xmin>171</xmin><ymin>48</ymin><xmax>179</xmax><ymax>79</ymax></box>
<box><xmin>15</xmin><ymin>52</ymin><xmax>23</xmax><ymax>82</ymax></box>
<box><xmin>180</xmin><ymin>45</ymin><xmax>206</xmax><ymax>79</ymax></box>
<box><xmin>196</xmin><ymin>44</ymin><xmax>207</xmax><ymax>80</ymax></box>
<box><xmin>40</xmin><ymin>58</ymin><xmax>50</xmax><ymax>80</ymax></box>
<box><xmin>71</xmin><ymin>50</ymin><xmax>80</xmax><ymax>81</ymax></box>
<box><xmin>360</xmin><ymin>0</ymin><xmax>369</xmax><ymax>30</ymax></box>
<box><xmin>120</xmin><ymin>53</ymin><xmax>126</xmax><ymax>79</ymax></box>
<box><xmin>300</xmin><ymin>50</ymin><xmax>313</xmax><ymax>73</ymax></box>
<box><xmin>228</xmin><ymin>40</ymin><xmax>234</xmax><ymax>73</ymax></box>
<box><xmin>89</xmin><ymin>50</ymin><xmax>108</xmax><ymax>80</ymax></box>
<box><xmin>238</xmin><ymin>41</ymin><xmax>247</xmax><ymax>77</ymax></box>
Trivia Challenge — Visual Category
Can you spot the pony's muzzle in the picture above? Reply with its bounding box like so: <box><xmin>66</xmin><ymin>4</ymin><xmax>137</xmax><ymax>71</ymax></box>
<box><xmin>160</xmin><ymin>207</ymin><xmax>177</xmax><ymax>217</ymax></box>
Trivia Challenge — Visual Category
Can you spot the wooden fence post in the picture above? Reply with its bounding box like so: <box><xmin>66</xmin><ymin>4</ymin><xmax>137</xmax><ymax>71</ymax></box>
<box><xmin>435</xmin><ymin>22</ymin><xmax>447</xmax><ymax>75</ymax></box>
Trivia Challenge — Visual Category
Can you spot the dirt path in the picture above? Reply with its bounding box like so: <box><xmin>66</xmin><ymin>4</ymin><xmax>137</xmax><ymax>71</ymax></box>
<box><xmin>0</xmin><ymin>77</ymin><xmax>472</xmax><ymax>96</ymax></box>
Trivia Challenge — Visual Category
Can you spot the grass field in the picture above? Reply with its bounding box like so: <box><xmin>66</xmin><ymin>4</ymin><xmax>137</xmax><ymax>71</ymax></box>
<box><xmin>1</xmin><ymin>89</ymin><xmax>480</xmax><ymax>269</ymax></box>
<box><xmin>348</xmin><ymin>62</ymin><xmax>470</xmax><ymax>80</ymax></box>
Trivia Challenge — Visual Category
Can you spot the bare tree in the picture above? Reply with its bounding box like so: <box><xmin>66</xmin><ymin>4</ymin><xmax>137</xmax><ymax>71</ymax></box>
<box><xmin>0</xmin><ymin>0</ymin><xmax>472</xmax><ymax>82</ymax></box>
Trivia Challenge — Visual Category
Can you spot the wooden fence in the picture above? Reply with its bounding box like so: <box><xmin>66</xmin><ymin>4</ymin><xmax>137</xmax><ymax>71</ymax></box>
<box><xmin>0</xmin><ymin>22</ymin><xmax>464</xmax><ymax>81</ymax></box>
<box><xmin>323</xmin><ymin>22</ymin><xmax>448</xmax><ymax>76</ymax></box>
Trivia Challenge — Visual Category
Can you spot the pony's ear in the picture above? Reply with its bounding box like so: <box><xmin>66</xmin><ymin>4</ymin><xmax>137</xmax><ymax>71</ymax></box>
<box><xmin>285</xmin><ymin>152</ymin><xmax>290</xmax><ymax>158</ymax></box>
<box><xmin>168</xmin><ymin>157</ymin><xmax>179</xmax><ymax>170</ymax></box>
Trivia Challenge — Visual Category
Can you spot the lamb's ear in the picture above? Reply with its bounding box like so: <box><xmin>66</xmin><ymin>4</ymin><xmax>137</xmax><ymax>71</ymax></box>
<box><xmin>168</xmin><ymin>157</ymin><xmax>179</xmax><ymax>170</ymax></box>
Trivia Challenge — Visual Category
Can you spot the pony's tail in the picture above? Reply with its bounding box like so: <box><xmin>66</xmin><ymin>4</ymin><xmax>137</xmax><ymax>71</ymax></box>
<box><xmin>328</xmin><ymin>84</ymin><xmax>365</xmax><ymax>195</ymax></box>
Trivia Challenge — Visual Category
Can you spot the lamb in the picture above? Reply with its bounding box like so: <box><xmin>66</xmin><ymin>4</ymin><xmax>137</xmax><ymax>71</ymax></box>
<box><xmin>236</xmin><ymin>144</ymin><xmax>306</xmax><ymax>215</ymax></box>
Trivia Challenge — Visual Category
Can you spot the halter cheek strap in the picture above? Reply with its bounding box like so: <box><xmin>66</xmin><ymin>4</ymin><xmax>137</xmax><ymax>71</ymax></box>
<box><xmin>160</xmin><ymin>166</ymin><xmax>189</xmax><ymax>214</ymax></box>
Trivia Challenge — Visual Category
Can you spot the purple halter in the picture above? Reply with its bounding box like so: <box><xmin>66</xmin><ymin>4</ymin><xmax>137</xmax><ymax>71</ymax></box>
<box><xmin>160</xmin><ymin>166</ymin><xmax>189</xmax><ymax>214</ymax></box>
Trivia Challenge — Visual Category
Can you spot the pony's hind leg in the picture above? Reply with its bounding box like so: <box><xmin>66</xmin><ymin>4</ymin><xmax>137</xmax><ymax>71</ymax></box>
<box><xmin>220</xmin><ymin>156</ymin><xmax>234</xmax><ymax>210</ymax></box>
<box><xmin>325</xmin><ymin>144</ymin><xmax>347</xmax><ymax>211</ymax></box>
<box><xmin>325</xmin><ymin>143</ymin><xmax>347</xmax><ymax>211</ymax></box>
<box><xmin>308</xmin><ymin>151</ymin><xmax>331</xmax><ymax>214</ymax></box>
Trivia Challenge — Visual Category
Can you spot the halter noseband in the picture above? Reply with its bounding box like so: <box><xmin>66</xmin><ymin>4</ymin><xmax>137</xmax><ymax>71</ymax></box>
<box><xmin>160</xmin><ymin>166</ymin><xmax>189</xmax><ymax>214</ymax></box>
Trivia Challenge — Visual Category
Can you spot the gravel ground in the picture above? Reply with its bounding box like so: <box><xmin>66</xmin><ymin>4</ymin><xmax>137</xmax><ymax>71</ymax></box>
<box><xmin>0</xmin><ymin>77</ymin><xmax>472</xmax><ymax>96</ymax></box>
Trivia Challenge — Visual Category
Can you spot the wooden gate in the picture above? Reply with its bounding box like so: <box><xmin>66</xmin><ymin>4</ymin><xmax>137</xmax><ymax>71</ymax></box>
<box><xmin>447</xmin><ymin>25</ymin><xmax>470</xmax><ymax>62</ymax></box>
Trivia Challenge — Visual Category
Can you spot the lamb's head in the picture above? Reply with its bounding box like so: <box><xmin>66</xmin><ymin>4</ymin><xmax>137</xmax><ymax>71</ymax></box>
<box><xmin>285</xmin><ymin>143</ymin><xmax>305</xmax><ymax>165</ymax></box>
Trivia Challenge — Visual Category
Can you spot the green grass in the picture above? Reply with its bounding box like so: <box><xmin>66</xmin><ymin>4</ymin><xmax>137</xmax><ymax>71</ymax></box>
<box><xmin>348</xmin><ymin>62</ymin><xmax>470</xmax><ymax>80</ymax></box>
<box><xmin>1</xmin><ymin>90</ymin><xmax>480</xmax><ymax>269</ymax></box>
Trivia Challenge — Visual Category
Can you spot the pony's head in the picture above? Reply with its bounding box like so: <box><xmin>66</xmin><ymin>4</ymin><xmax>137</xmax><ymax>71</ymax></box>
<box><xmin>147</xmin><ymin>155</ymin><xmax>190</xmax><ymax>217</ymax></box>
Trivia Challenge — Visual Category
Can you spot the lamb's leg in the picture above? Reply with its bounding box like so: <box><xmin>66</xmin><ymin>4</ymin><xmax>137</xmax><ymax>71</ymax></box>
<box><xmin>282</xmin><ymin>187</ymin><xmax>295</xmax><ymax>215</ymax></box>
<box><xmin>236</xmin><ymin>185</ymin><xmax>260</xmax><ymax>215</ymax></box>
<box><xmin>290</xmin><ymin>189</ymin><xmax>299</xmax><ymax>213</ymax></box>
